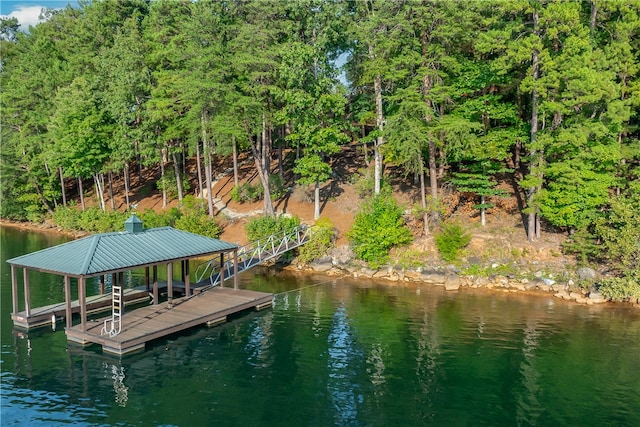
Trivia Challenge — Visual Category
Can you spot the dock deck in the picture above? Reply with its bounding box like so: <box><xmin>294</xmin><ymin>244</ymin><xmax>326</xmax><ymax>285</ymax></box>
<box><xmin>11</xmin><ymin>289</ymin><xmax>150</xmax><ymax>329</ymax></box>
<box><xmin>65</xmin><ymin>287</ymin><xmax>273</xmax><ymax>355</ymax></box>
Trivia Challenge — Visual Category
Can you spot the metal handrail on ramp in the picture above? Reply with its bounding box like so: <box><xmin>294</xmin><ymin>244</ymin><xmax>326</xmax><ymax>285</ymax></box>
<box><xmin>194</xmin><ymin>224</ymin><xmax>310</xmax><ymax>288</ymax></box>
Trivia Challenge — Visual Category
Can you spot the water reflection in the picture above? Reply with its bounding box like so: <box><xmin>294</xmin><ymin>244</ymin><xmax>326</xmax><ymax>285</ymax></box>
<box><xmin>327</xmin><ymin>305</ymin><xmax>363</xmax><ymax>426</ymax></box>
<box><xmin>103</xmin><ymin>362</ymin><xmax>128</xmax><ymax>407</ymax></box>
<box><xmin>3</xmin><ymin>225</ymin><xmax>640</xmax><ymax>427</ymax></box>
<box><xmin>516</xmin><ymin>320</ymin><xmax>543</xmax><ymax>426</ymax></box>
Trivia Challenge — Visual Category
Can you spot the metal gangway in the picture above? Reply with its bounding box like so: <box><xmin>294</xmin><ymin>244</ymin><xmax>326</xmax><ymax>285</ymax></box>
<box><xmin>194</xmin><ymin>224</ymin><xmax>310</xmax><ymax>290</ymax></box>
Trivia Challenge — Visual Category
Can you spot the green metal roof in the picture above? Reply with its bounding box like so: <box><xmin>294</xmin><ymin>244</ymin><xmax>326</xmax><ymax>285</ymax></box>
<box><xmin>7</xmin><ymin>226</ymin><xmax>238</xmax><ymax>277</ymax></box>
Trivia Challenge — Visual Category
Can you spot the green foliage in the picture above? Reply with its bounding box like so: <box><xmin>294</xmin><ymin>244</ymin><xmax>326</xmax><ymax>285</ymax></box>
<box><xmin>298</xmin><ymin>217</ymin><xmax>336</xmax><ymax>264</ymax></box>
<box><xmin>352</xmin><ymin>170</ymin><xmax>390</xmax><ymax>199</ymax></box>
<box><xmin>245</xmin><ymin>215</ymin><xmax>301</xmax><ymax>243</ymax></box>
<box><xmin>435</xmin><ymin>222</ymin><xmax>471</xmax><ymax>263</ymax></box>
<box><xmin>174</xmin><ymin>213</ymin><xmax>221</xmax><ymax>238</ymax></box>
<box><xmin>564</xmin><ymin>192</ymin><xmax>640</xmax><ymax>278</ymax></box>
<box><xmin>75</xmin><ymin>207</ymin><xmax>129</xmax><ymax>233</ymax></box>
<box><xmin>392</xmin><ymin>248</ymin><xmax>424</xmax><ymax>270</ymax></box>
<box><xmin>269</xmin><ymin>174</ymin><xmax>287</xmax><ymax>200</ymax></box>
<box><xmin>348</xmin><ymin>194</ymin><xmax>413</xmax><ymax>268</ymax></box>
<box><xmin>52</xmin><ymin>205</ymin><xmax>81</xmax><ymax>230</ymax></box>
<box><xmin>594</xmin><ymin>193</ymin><xmax>640</xmax><ymax>271</ymax></box>
<box><xmin>156</xmin><ymin>174</ymin><xmax>191</xmax><ymax>201</ymax></box>
<box><xmin>597</xmin><ymin>270</ymin><xmax>640</xmax><ymax>302</ymax></box>
<box><xmin>230</xmin><ymin>182</ymin><xmax>264</xmax><ymax>203</ymax></box>
<box><xmin>172</xmin><ymin>195</ymin><xmax>221</xmax><ymax>238</ymax></box>
<box><xmin>138</xmin><ymin>207</ymin><xmax>182</xmax><ymax>228</ymax></box>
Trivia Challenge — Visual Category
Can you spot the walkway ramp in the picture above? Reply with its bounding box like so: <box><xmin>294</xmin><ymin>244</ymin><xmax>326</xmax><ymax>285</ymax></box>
<box><xmin>194</xmin><ymin>225</ymin><xmax>309</xmax><ymax>290</ymax></box>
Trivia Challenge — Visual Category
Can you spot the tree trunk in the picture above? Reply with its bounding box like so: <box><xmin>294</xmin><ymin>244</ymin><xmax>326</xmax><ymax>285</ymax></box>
<box><xmin>373</xmin><ymin>73</ymin><xmax>384</xmax><ymax>196</ymax></box>
<box><xmin>58</xmin><ymin>167</ymin><xmax>66</xmax><ymax>207</ymax></box>
<box><xmin>251</xmin><ymin>115</ymin><xmax>274</xmax><ymax>216</ymax></box>
<box><xmin>428</xmin><ymin>139</ymin><xmax>439</xmax><ymax>225</ymax></box>
<box><xmin>78</xmin><ymin>176</ymin><xmax>85</xmax><ymax>211</ymax></box>
<box><xmin>108</xmin><ymin>171</ymin><xmax>115</xmax><ymax>211</ymax></box>
<box><xmin>203</xmin><ymin>134</ymin><xmax>215</xmax><ymax>218</ymax></box>
<box><xmin>527</xmin><ymin>9</ymin><xmax>540</xmax><ymax>242</ymax></box>
<box><xmin>481</xmin><ymin>195</ymin><xmax>486</xmax><ymax>227</ymax></box>
<box><xmin>160</xmin><ymin>154</ymin><xmax>167</xmax><ymax>208</ymax></box>
<box><xmin>94</xmin><ymin>173</ymin><xmax>106</xmax><ymax>212</ymax></box>
<box><xmin>123</xmin><ymin>163</ymin><xmax>130</xmax><ymax>210</ymax></box>
<box><xmin>419</xmin><ymin>160</ymin><xmax>429</xmax><ymax>236</ymax></box>
<box><xmin>314</xmin><ymin>180</ymin><xmax>320</xmax><ymax>220</ymax></box>
<box><xmin>232</xmin><ymin>136</ymin><xmax>239</xmax><ymax>188</ymax></box>
<box><xmin>196</xmin><ymin>140</ymin><xmax>204</xmax><ymax>201</ymax></box>
<box><xmin>172</xmin><ymin>150</ymin><xmax>184</xmax><ymax>202</ymax></box>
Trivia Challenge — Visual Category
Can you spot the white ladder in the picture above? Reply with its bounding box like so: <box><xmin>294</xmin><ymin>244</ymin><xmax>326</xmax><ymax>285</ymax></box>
<box><xmin>101</xmin><ymin>285</ymin><xmax>123</xmax><ymax>337</ymax></box>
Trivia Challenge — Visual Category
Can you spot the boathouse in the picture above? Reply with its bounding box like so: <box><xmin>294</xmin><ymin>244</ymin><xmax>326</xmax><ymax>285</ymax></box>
<box><xmin>6</xmin><ymin>215</ymin><xmax>273</xmax><ymax>355</ymax></box>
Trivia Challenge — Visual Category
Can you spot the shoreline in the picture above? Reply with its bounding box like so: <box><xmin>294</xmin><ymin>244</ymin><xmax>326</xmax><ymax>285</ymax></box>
<box><xmin>3</xmin><ymin>219</ymin><xmax>638</xmax><ymax>309</ymax></box>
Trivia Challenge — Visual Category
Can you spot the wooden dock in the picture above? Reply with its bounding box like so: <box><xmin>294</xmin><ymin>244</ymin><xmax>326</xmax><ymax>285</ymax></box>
<box><xmin>65</xmin><ymin>287</ymin><xmax>273</xmax><ymax>355</ymax></box>
<box><xmin>11</xmin><ymin>289</ymin><xmax>150</xmax><ymax>330</ymax></box>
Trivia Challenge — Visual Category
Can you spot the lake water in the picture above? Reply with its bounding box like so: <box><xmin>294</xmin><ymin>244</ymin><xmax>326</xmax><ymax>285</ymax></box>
<box><xmin>1</xmin><ymin>226</ymin><xmax>639</xmax><ymax>426</ymax></box>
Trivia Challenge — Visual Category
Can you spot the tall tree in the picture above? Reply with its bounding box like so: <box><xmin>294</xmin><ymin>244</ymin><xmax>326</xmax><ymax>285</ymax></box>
<box><xmin>227</xmin><ymin>0</ymin><xmax>288</xmax><ymax>216</ymax></box>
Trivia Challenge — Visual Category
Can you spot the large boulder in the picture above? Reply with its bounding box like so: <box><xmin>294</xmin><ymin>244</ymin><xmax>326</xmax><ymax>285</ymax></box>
<box><xmin>587</xmin><ymin>290</ymin><xmax>607</xmax><ymax>304</ymax></box>
<box><xmin>577</xmin><ymin>267</ymin><xmax>598</xmax><ymax>281</ymax></box>
<box><xmin>444</xmin><ymin>274</ymin><xmax>461</xmax><ymax>291</ymax></box>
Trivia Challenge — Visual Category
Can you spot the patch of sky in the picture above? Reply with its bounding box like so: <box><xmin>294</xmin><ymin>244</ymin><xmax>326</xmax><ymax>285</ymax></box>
<box><xmin>1</xmin><ymin>1</ymin><xmax>79</xmax><ymax>29</ymax></box>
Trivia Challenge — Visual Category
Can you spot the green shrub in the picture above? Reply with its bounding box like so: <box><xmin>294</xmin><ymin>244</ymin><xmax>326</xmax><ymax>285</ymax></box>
<box><xmin>156</xmin><ymin>174</ymin><xmax>191</xmax><ymax>200</ymax></box>
<box><xmin>76</xmin><ymin>207</ymin><xmax>128</xmax><ymax>233</ymax></box>
<box><xmin>597</xmin><ymin>270</ymin><xmax>640</xmax><ymax>302</ymax></box>
<box><xmin>298</xmin><ymin>217</ymin><xmax>336</xmax><ymax>264</ymax></box>
<box><xmin>245</xmin><ymin>215</ymin><xmax>301</xmax><ymax>243</ymax></box>
<box><xmin>435</xmin><ymin>222</ymin><xmax>471</xmax><ymax>263</ymax></box>
<box><xmin>139</xmin><ymin>207</ymin><xmax>182</xmax><ymax>228</ymax></box>
<box><xmin>174</xmin><ymin>213</ymin><xmax>222</xmax><ymax>238</ymax></box>
<box><xmin>347</xmin><ymin>194</ymin><xmax>413</xmax><ymax>268</ymax></box>
<box><xmin>52</xmin><ymin>205</ymin><xmax>81</xmax><ymax>230</ymax></box>
<box><xmin>353</xmin><ymin>169</ymin><xmax>390</xmax><ymax>199</ymax></box>
<box><xmin>269</xmin><ymin>174</ymin><xmax>287</xmax><ymax>200</ymax></box>
<box><xmin>230</xmin><ymin>182</ymin><xmax>264</xmax><ymax>203</ymax></box>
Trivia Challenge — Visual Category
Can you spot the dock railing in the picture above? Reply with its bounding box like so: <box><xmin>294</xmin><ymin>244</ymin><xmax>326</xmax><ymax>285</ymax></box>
<box><xmin>194</xmin><ymin>224</ymin><xmax>309</xmax><ymax>288</ymax></box>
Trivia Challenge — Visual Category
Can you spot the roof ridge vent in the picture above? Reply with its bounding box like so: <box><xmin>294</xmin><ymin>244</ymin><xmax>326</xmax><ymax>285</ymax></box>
<box><xmin>124</xmin><ymin>214</ymin><xmax>144</xmax><ymax>234</ymax></box>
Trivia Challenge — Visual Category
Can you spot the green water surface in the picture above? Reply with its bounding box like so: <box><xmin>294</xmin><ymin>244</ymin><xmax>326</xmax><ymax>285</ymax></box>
<box><xmin>1</xmin><ymin>226</ymin><xmax>639</xmax><ymax>426</ymax></box>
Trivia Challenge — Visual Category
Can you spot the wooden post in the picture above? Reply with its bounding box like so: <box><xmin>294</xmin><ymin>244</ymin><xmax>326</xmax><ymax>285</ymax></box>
<box><xmin>23</xmin><ymin>268</ymin><xmax>31</xmax><ymax>317</ymax></box>
<box><xmin>167</xmin><ymin>263</ymin><xmax>173</xmax><ymax>307</ymax></box>
<box><xmin>145</xmin><ymin>267</ymin><xmax>150</xmax><ymax>292</ymax></box>
<box><xmin>64</xmin><ymin>276</ymin><xmax>72</xmax><ymax>329</ymax></box>
<box><xmin>153</xmin><ymin>265</ymin><xmax>158</xmax><ymax>305</ymax></box>
<box><xmin>79</xmin><ymin>277</ymin><xmax>87</xmax><ymax>331</ymax></box>
<box><xmin>219</xmin><ymin>253</ymin><xmax>225</xmax><ymax>288</ymax></box>
<box><xmin>184</xmin><ymin>260</ymin><xmax>191</xmax><ymax>297</ymax></box>
<box><xmin>99</xmin><ymin>275</ymin><xmax>105</xmax><ymax>294</ymax></box>
<box><xmin>11</xmin><ymin>265</ymin><xmax>18</xmax><ymax>314</ymax></box>
<box><xmin>233</xmin><ymin>250</ymin><xmax>239</xmax><ymax>290</ymax></box>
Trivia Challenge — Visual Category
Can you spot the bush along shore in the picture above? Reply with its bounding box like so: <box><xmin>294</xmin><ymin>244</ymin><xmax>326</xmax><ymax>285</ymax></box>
<box><xmin>3</xmin><ymin>202</ymin><xmax>638</xmax><ymax>308</ymax></box>
<box><xmin>293</xmin><ymin>247</ymin><xmax>637</xmax><ymax>307</ymax></box>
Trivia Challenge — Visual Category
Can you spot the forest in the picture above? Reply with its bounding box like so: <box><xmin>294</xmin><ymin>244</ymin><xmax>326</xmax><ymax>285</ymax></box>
<box><xmin>1</xmin><ymin>0</ymin><xmax>638</xmax><ymax>297</ymax></box>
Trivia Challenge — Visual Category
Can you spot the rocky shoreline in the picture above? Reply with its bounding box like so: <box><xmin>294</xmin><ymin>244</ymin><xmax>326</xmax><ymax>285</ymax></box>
<box><xmin>298</xmin><ymin>251</ymin><xmax>640</xmax><ymax>307</ymax></box>
<box><xmin>4</xmin><ymin>219</ymin><xmax>636</xmax><ymax>308</ymax></box>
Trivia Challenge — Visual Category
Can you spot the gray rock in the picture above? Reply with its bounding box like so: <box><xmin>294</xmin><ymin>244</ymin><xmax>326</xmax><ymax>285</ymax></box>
<box><xmin>444</xmin><ymin>274</ymin><xmax>461</xmax><ymax>291</ymax></box>
<box><xmin>421</xmin><ymin>272</ymin><xmax>446</xmax><ymax>284</ymax></box>
<box><xmin>588</xmin><ymin>291</ymin><xmax>606</xmax><ymax>303</ymax></box>
<box><xmin>577</xmin><ymin>267</ymin><xmax>598</xmax><ymax>281</ymax></box>
<box><xmin>310</xmin><ymin>257</ymin><xmax>333</xmax><ymax>272</ymax></box>
<box><xmin>475</xmin><ymin>276</ymin><xmax>490</xmax><ymax>287</ymax></box>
